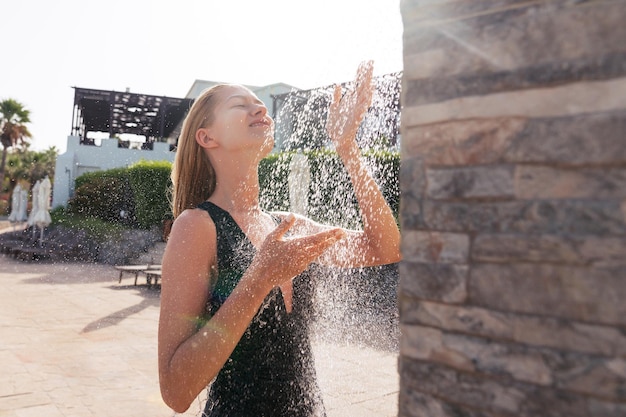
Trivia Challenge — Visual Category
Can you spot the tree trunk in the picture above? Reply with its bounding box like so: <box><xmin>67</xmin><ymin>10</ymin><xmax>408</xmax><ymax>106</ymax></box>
<box><xmin>0</xmin><ymin>145</ymin><xmax>7</xmax><ymax>189</ymax></box>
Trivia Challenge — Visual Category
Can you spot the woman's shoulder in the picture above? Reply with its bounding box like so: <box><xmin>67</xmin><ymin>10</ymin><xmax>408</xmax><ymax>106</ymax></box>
<box><xmin>170</xmin><ymin>208</ymin><xmax>216</xmax><ymax>241</ymax></box>
<box><xmin>176</xmin><ymin>207</ymin><xmax>214</xmax><ymax>223</ymax></box>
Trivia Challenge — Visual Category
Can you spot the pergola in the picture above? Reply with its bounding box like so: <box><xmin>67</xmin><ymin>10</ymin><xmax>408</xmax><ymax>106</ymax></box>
<box><xmin>70</xmin><ymin>87</ymin><xmax>193</xmax><ymax>149</ymax></box>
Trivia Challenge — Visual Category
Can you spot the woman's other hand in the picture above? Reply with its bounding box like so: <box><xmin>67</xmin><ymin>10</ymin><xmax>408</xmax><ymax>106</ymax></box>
<box><xmin>325</xmin><ymin>60</ymin><xmax>374</xmax><ymax>154</ymax></box>
<box><xmin>247</xmin><ymin>214</ymin><xmax>345</xmax><ymax>291</ymax></box>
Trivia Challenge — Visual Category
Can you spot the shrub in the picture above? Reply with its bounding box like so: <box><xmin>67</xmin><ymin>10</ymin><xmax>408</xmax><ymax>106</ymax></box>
<box><xmin>259</xmin><ymin>152</ymin><xmax>292</xmax><ymax>212</ymax></box>
<box><xmin>65</xmin><ymin>149</ymin><xmax>398</xmax><ymax>232</ymax></box>
<box><xmin>49</xmin><ymin>205</ymin><xmax>66</xmax><ymax>224</ymax></box>
<box><xmin>259</xmin><ymin>149</ymin><xmax>399</xmax><ymax>228</ymax></box>
<box><xmin>68</xmin><ymin>169</ymin><xmax>135</xmax><ymax>225</ymax></box>
<box><xmin>68</xmin><ymin>161</ymin><xmax>172</xmax><ymax>230</ymax></box>
<box><xmin>51</xmin><ymin>207</ymin><xmax>126</xmax><ymax>241</ymax></box>
<box><xmin>364</xmin><ymin>149</ymin><xmax>400</xmax><ymax>219</ymax></box>
<box><xmin>49</xmin><ymin>206</ymin><xmax>163</xmax><ymax>264</ymax></box>
<box><xmin>127</xmin><ymin>160</ymin><xmax>172</xmax><ymax>229</ymax></box>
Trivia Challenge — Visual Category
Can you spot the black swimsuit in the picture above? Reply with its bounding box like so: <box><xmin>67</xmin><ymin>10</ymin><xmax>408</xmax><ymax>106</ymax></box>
<box><xmin>198</xmin><ymin>201</ymin><xmax>326</xmax><ymax>417</ymax></box>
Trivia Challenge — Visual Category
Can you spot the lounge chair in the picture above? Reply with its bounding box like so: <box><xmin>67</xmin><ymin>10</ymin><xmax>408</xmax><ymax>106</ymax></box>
<box><xmin>114</xmin><ymin>264</ymin><xmax>162</xmax><ymax>286</ymax></box>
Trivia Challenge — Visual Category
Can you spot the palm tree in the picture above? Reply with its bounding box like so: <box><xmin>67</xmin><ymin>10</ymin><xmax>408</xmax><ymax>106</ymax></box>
<box><xmin>6</xmin><ymin>147</ymin><xmax>58</xmax><ymax>188</ymax></box>
<box><xmin>1</xmin><ymin>98</ymin><xmax>32</xmax><ymax>189</ymax></box>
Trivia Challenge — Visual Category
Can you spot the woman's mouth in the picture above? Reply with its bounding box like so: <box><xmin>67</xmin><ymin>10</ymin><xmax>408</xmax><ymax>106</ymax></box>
<box><xmin>250</xmin><ymin>118</ymin><xmax>270</xmax><ymax>128</ymax></box>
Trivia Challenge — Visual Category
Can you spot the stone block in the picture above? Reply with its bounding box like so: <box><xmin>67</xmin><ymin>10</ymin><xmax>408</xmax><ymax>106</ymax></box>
<box><xmin>402</xmin><ymin>77</ymin><xmax>626</xmax><ymax>127</ymax></box>
<box><xmin>472</xmin><ymin>234</ymin><xmax>626</xmax><ymax>267</ymax></box>
<box><xmin>400</xmin><ymin>297</ymin><xmax>513</xmax><ymax>336</ymax></box>
<box><xmin>402</xmin><ymin>112</ymin><xmax>626</xmax><ymax>167</ymax></box>
<box><xmin>560</xmin><ymin>357</ymin><xmax>626</xmax><ymax>402</ymax></box>
<box><xmin>401</xmin><ymin>324</ymin><xmax>552</xmax><ymax>386</ymax></box>
<box><xmin>469</xmin><ymin>263</ymin><xmax>626</xmax><ymax>326</ymax></box>
<box><xmin>400</xmin><ymin>324</ymin><xmax>474</xmax><ymax>371</ymax></box>
<box><xmin>399</xmin><ymin>386</ymin><xmax>496</xmax><ymax>417</ymax></box>
<box><xmin>515</xmin><ymin>166</ymin><xmax>626</xmax><ymax>199</ymax></box>
<box><xmin>587</xmin><ymin>399</ymin><xmax>626</xmax><ymax>417</ymax></box>
<box><xmin>402</xmin><ymin>231</ymin><xmax>469</xmax><ymax>264</ymax></box>
<box><xmin>421</xmin><ymin>199</ymin><xmax>626</xmax><ymax>235</ymax></box>
<box><xmin>399</xmin><ymin>261</ymin><xmax>468</xmax><ymax>303</ymax></box>
<box><xmin>399</xmin><ymin>193</ymin><xmax>424</xmax><ymax>231</ymax></box>
<box><xmin>399</xmin><ymin>156</ymin><xmax>426</xmax><ymax>196</ymax></box>
<box><xmin>402</xmin><ymin>0</ymin><xmax>626</xmax><ymax>82</ymax></box>
<box><xmin>399</xmin><ymin>358</ymin><xmax>589</xmax><ymax>417</ymax></box>
<box><xmin>472</xmin><ymin>233</ymin><xmax>582</xmax><ymax>264</ymax></box>
<box><xmin>401</xmin><ymin>324</ymin><xmax>551</xmax><ymax>387</ymax></box>
<box><xmin>426</xmin><ymin>165</ymin><xmax>515</xmax><ymax>200</ymax></box>
<box><xmin>401</xmin><ymin>117</ymin><xmax>526</xmax><ymax>164</ymax></box>
<box><xmin>404</xmin><ymin>51</ymin><xmax>626</xmax><ymax>107</ymax></box>
<box><xmin>402</xmin><ymin>0</ymin><xmax>537</xmax><ymax>34</ymax></box>
<box><xmin>400</xmin><ymin>300</ymin><xmax>626</xmax><ymax>357</ymax></box>
<box><xmin>504</xmin><ymin>111</ymin><xmax>626</xmax><ymax>166</ymax></box>
<box><xmin>577</xmin><ymin>236</ymin><xmax>626</xmax><ymax>267</ymax></box>
<box><xmin>401</xmin><ymin>326</ymin><xmax>626</xmax><ymax>401</ymax></box>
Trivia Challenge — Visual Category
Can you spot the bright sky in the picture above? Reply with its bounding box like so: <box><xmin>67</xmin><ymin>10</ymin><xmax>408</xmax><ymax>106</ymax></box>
<box><xmin>2</xmin><ymin>0</ymin><xmax>403</xmax><ymax>153</ymax></box>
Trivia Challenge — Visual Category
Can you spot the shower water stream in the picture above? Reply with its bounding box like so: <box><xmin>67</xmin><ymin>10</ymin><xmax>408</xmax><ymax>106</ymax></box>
<box><xmin>276</xmin><ymin>74</ymin><xmax>401</xmax><ymax>351</ymax></box>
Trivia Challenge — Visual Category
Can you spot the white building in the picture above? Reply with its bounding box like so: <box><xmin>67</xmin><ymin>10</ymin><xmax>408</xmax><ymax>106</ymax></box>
<box><xmin>52</xmin><ymin>137</ymin><xmax>176</xmax><ymax>209</ymax></box>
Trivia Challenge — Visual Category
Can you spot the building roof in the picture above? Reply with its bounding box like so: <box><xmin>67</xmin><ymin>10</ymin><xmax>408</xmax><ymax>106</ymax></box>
<box><xmin>71</xmin><ymin>87</ymin><xmax>193</xmax><ymax>142</ymax></box>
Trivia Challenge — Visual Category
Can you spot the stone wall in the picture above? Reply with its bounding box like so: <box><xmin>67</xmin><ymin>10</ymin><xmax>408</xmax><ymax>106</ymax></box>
<box><xmin>398</xmin><ymin>1</ymin><xmax>626</xmax><ymax>416</ymax></box>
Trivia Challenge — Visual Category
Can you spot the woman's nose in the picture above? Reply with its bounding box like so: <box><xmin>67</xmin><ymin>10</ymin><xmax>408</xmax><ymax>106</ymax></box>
<box><xmin>251</xmin><ymin>103</ymin><xmax>266</xmax><ymax>115</ymax></box>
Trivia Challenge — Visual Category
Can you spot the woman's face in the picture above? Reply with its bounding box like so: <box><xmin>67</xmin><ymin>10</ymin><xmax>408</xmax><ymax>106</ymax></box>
<box><xmin>206</xmin><ymin>85</ymin><xmax>274</xmax><ymax>154</ymax></box>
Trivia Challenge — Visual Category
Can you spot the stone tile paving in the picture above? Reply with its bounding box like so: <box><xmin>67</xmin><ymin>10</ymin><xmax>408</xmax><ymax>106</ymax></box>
<box><xmin>0</xmin><ymin>254</ymin><xmax>398</xmax><ymax>417</ymax></box>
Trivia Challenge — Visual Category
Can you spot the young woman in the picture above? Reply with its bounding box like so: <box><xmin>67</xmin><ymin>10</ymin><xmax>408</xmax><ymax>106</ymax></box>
<box><xmin>158</xmin><ymin>61</ymin><xmax>401</xmax><ymax>416</ymax></box>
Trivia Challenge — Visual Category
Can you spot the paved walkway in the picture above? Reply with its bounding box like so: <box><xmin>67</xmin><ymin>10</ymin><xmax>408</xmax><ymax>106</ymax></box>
<box><xmin>0</xmin><ymin>253</ymin><xmax>399</xmax><ymax>417</ymax></box>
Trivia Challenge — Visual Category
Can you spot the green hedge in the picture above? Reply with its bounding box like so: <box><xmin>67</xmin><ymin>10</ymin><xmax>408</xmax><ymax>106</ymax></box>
<box><xmin>260</xmin><ymin>149</ymin><xmax>399</xmax><ymax>228</ymax></box>
<box><xmin>127</xmin><ymin>160</ymin><xmax>172</xmax><ymax>229</ymax></box>
<box><xmin>66</xmin><ymin>151</ymin><xmax>399</xmax><ymax>230</ymax></box>
<box><xmin>68</xmin><ymin>161</ymin><xmax>172</xmax><ymax>229</ymax></box>
<box><xmin>259</xmin><ymin>152</ymin><xmax>292</xmax><ymax>212</ymax></box>
<box><xmin>68</xmin><ymin>168</ymin><xmax>135</xmax><ymax>224</ymax></box>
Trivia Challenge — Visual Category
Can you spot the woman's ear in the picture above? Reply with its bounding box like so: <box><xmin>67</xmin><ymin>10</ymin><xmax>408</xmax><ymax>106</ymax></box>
<box><xmin>195</xmin><ymin>128</ymin><xmax>218</xmax><ymax>149</ymax></box>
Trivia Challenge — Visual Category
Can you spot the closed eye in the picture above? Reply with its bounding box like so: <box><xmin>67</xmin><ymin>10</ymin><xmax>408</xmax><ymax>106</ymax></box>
<box><xmin>227</xmin><ymin>94</ymin><xmax>258</xmax><ymax>108</ymax></box>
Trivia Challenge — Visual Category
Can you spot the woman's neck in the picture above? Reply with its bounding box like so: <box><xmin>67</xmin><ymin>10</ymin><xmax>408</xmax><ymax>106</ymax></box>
<box><xmin>208</xmin><ymin>158</ymin><xmax>262</xmax><ymax>214</ymax></box>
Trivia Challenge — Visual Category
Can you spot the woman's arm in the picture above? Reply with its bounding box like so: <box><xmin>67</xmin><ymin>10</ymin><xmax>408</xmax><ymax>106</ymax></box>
<box><xmin>331</xmin><ymin>143</ymin><xmax>401</xmax><ymax>267</ymax></box>
<box><xmin>158</xmin><ymin>211</ymin><xmax>344</xmax><ymax>412</ymax></box>
<box><xmin>158</xmin><ymin>209</ymin><xmax>264</xmax><ymax>412</ymax></box>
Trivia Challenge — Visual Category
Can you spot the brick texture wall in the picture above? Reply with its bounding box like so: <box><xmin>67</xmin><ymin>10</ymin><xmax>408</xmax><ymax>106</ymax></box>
<box><xmin>398</xmin><ymin>1</ymin><xmax>626</xmax><ymax>416</ymax></box>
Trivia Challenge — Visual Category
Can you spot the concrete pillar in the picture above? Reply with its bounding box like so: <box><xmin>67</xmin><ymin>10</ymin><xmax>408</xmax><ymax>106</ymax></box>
<box><xmin>399</xmin><ymin>1</ymin><xmax>626</xmax><ymax>415</ymax></box>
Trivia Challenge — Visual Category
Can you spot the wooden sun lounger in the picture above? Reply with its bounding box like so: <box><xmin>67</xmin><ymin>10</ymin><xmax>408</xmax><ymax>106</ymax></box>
<box><xmin>0</xmin><ymin>240</ymin><xmax>30</xmax><ymax>256</ymax></box>
<box><xmin>114</xmin><ymin>264</ymin><xmax>161</xmax><ymax>286</ymax></box>
<box><xmin>143</xmin><ymin>268</ymin><xmax>162</xmax><ymax>288</ymax></box>
<box><xmin>16</xmin><ymin>247</ymin><xmax>52</xmax><ymax>262</ymax></box>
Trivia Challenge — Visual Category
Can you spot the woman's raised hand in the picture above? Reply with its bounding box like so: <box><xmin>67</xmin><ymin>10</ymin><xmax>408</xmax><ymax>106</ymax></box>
<box><xmin>325</xmin><ymin>60</ymin><xmax>374</xmax><ymax>153</ymax></box>
<box><xmin>248</xmin><ymin>214</ymin><xmax>345</xmax><ymax>290</ymax></box>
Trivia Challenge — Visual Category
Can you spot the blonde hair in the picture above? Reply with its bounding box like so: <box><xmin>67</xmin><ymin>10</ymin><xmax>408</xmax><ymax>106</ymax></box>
<box><xmin>170</xmin><ymin>85</ymin><xmax>229</xmax><ymax>219</ymax></box>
